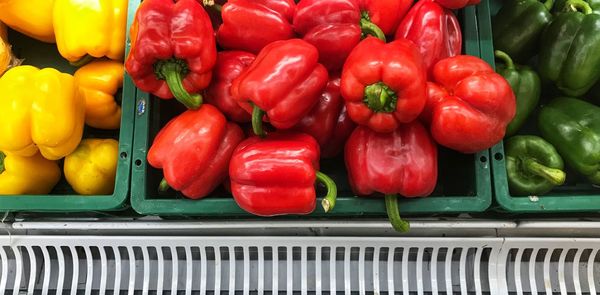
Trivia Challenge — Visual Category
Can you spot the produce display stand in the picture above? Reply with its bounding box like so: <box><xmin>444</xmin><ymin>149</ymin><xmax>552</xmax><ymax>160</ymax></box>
<box><xmin>0</xmin><ymin>0</ymin><xmax>139</xmax><ymax>213</ymax></box>
<box><xmin>2</xmin><ymin>0</ymin><xmax>600</xmax><ymax>294</ymax></box>
<box><xmin>130</xmin><ymin>5</ymin><xmax>493</xmax><ymax>217</ymax></box>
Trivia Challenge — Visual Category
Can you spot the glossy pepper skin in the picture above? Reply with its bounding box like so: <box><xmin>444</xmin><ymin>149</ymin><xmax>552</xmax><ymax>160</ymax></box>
<box><xmin>0</xmin><ymin>0</ymin><xmax>55</xmax><ymax>43</ymax></box>
<box><xmin>492</xmin><ymin>0</ymin><xmax>553</xmax><ymax>63</ymax></box>
<box><xmin>434</xmin><ymin>0</ymin><xmax>481</xmax><ymax>9</ymax></box>
<box><xmin>217</xmin><ymin>0</ymin><xmax>295</xmax><ymax>54</ymax></box>
<box><xmin>395</xmin><ymin>0</ymin><xmax>462</xmax><ymax>75</ymax></box>
<box><xmin>341</xmin><ymin>37</ymin><xmax>427</xmax><ymax>133</ymax></box>
<box><xmin>505</xmin><ymin>135</ymin><xmax>566</xmax><ymax>196</ymax></box>
<box><xmin>421</xmin><ymin>55</ymin><xmax>516</xmax><ymax>154</ymax></box>
<box><xmin>0</xmin><ymin>66</ymin><xmax>84</xmax><ymax>160</ymax></box>
<box><xmin>75</xmin><ymin>60</ymin><xmax>123</xmax><ymax>130</ymax></box>
<box><xmin>0</xmin><ymin>151</ymin><xmax>61</xmax><ymax>195</ymax></box>
<box><xmin>293</xmin><ymin>0</ymin><xmax>410</xmax><ymax>71</ymax></box>
<box><xmin>229</xmin><ymin>132</ymin><xmax>337</xmax><ymax>216</ymax></box>
<box><xmin>538</xmin><ymin>0</ymin><xmax>600</xmax><ymax>97</ymax></box>
<box><xmin>292</xmin><ymin>76</ymin><xmax>356</xmax><ymax>158</ymax></box>
<box><xmin>494</xmin><ymin>50</ymin><xmax>541</xmax><ymax>136</ymax></box>
<box><xmin>205</xmin><ymin>51</ymin><xmax>255</xmax><ymax>123</ymax></box>
<box><xmin>53</xmin><ymin>0</ymin><xmax>128</xmax><ymax>63</ymax></box>
<box><xmin>538</xmin><ymin>97</ymin><xmax>600</xmax><ymax>185</ymax></box>
<box><xmin>64</xmin><ymin>139</ymin><xmax>119</xmax><ymax>195</ymax></box>
<box><xmin>231</xmin><ymin>39</ymin><xmax>328</xmax><ymax>135</ymax></box>
<box><xmin>148</xmin><ymin>105</ymin><xmax>244</xmax><ymax>199</ymax></box>
<box><xmin>345</xmin><ymin>122</ymin><xmax>438</xmax><ymax>233</ymax></box>
<box><xmin>125</xmin><ymin>0</ymin><xmax>217</xmax><ymax>109</ymax></box>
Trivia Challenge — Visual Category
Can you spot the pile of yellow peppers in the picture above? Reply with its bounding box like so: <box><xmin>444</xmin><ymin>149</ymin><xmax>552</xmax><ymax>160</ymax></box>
<box><xmin>0</xmin><ymin>0</ymin><xmax>128</xmax><ymax>196</ymax></box>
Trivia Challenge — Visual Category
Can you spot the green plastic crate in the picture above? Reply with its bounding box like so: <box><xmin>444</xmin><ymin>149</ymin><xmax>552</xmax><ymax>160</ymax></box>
<box><xmin>131</xmin><ymin>6</ymin><xmax>493</xmax><ymax>216</ymax></box>
<box><xmin>0</xmin><ymin>0</ymin><xmax>140</xmax><ymax>212</ymax></box>
<box><xmin>481</xmin><ymin>0</ymin><xmax>600</xmax><ymax>213</ymax></box>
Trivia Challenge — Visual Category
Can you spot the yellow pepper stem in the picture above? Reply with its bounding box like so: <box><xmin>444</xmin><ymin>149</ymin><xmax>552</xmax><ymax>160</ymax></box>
<box><xmin>154</xmin><ymin>58</ymin><xmax>203</xmax><ymax>110</ymax></box>
<box><xmin>0</xmin><ymin>151</ymin><xmax>5</xmax><ymax>174</ymax></box>
<box><xmin>69</xmin><ymin>55</ymin><xmax>95</xmax><ymax>67</ymax></box>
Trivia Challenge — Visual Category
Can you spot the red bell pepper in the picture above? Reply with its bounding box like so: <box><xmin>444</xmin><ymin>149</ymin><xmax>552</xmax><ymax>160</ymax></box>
<box><xmin>229</xmin><ymin>132</ymin><xmax>338</xmax><ymax>216</ymax></box>
<box><xmin>293</xmin><ymin>0</ymin><xmax>410</xmax><ymax>71</ymax></box>
<box><xmin>147</xmin><ymin>105</ymin><xmax>244</xmax><ymax>199</ymax></box>
<box><xmin>421</xmin><ymin>55</ymin><xmax>516</xmax><ymax>153</ymax></box>
<box><xmin>125</xmin><ymin>0</ymin><xmax>217</xmax><ymax>109</ymax></box>
<box><xmin>216</xmin><ymin>0</ymin><xmax>296</xmax><ymax>54</ymax></box>
<box><xmin>340</xmin><ymin>37</ymin><xmax>427</xmax><ymax>133</ymax></box>
<box><xmin>205</xmin><ymin>51</ymin><xmax>255</xmax><ymax>123</ymax></box>
<box><xmin>434</xmin><ymin>0</ymin><xmax>481</xmax><ymax>9</ymax></box>
<box><xmin>231</xmin><ymin>39</ymin><xmax>329</xmax><ymax>136</ymax></box>
<box><xmin>345</xmin><ymin>122</ymin><xmax>438</xmax><ymax>232</ymax></box>
<box><xmin>360</xmin><ymin>0</ymin><xmax>412</xmax><ymax>35</ymax></box>
<box><xmin>292</xmin><ymin>76</ymin><xmax>356</xmax><ymax>158</ymax></box>
<box><xmin>395</xmin><ymin>0</ymin><xmax>462</xmax><ymax>76</ymax></box>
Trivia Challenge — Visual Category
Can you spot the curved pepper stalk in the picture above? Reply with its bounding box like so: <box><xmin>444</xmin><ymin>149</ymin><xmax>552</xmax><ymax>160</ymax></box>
<box><xmin>360</xmin><ymin>11</ymin><xmax>386</xmax><ymax>42</ymax></box>
<box><xmin>252</xmin><ymin>104</ymin><xmax>267</xmax><ymax>138</ymax></box>
<box><xmin>154</xmin><ymin>59</ymin><xmax>203</xmax><ymax>110</ymax></box>
<box><xmin>385</xmin><ymin>195</ymin><xmax>410</xmax><ymax>233</ymax></box>
<box><xmin>316</xmin><ymin>171</ymin><xmax>337</xmax><ymax>213</ymax></box>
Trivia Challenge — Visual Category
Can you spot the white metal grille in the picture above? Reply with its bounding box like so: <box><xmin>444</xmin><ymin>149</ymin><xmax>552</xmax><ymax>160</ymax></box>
<box><xmin>4</xmin><ymin>236</ymin><xmax>600</xmax><ymax>294</ymax></box>
<box><xmin>0</xmin><ymin>236</ymin><xmax>502</xmax><ymax>294</ymax></box>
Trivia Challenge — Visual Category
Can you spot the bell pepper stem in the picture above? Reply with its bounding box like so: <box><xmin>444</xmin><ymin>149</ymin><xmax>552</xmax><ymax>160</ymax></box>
<box><xmin>0</xmin><ymin>151</ymin><xmax>5</xmax><ymax>174</ymax></box>
<box><xmin>364</xmin><ymin>82</ymin><xmax>398</xmax><ymax>113</ymax></box>
<box><xmin>202</xmin><ymin>0</ymin><xmax>222</xmax><ymax>12</ymax></box>
<box><xmin>566</xmin><ymin>0</ymin><xmax>593</xmax><ymax>14</ymax></box>
<box><xmin>316</xmin><ymin>171</ymin><xmax>337</xmax><ymax>213</ymax></box>
<box><xmin>494</xmin><ymin>50</ymin><xmax>515</xmax><ymax>70</ymax></box>
<box><xmin>543</xmin><ymin>0</ymin><xmax>554</xmax><ymax>11</ymax></box>
<box><xmin>158</xmin><ymin>178</ymin><xmax>170</xmax><ymax>192</ymax></box>
<box><xmin>385</xmin><ymin>194</ymin><xmax>410</xmax><ymax>233</ymax></box>
<box><xmin>154</xmin><ymin>59</ymin><xmax>203</xmax><ymax>110</ymax></box>
<box><xmin>69</xmin><ymin>54</ymin><xmax>95</xmax><ymax>67</ymax></box>
<box><xmin>360</xmin><ymin>16</ymin><xmax>387</xmax><ymax>42</ymax></box>
<box><xmin>252</xmin><ymin>104</ymin><xmax>266</xmax><ymax>138</ymax></box>
<box><xmin>523</xmin><ymin>158</ymin><xmax>566</xmax><ymax>186</ymax></box>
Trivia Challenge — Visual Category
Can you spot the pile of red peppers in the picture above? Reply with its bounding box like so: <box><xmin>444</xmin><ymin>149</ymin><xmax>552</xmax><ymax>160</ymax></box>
<box><xmin>125</xmin><ymin>0</ymin><xmax>513</xmax><ymax>233</ymax></box>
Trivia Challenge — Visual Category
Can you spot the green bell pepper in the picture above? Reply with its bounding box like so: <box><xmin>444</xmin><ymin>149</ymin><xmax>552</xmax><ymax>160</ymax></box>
<box><xmin>553</xmin><ymin>0</ymin><xmax>600</xmax><ymax>13</ymax></box>
<box><xmin>494</xmin><ymin>50</ymin><xmax>541</xmax><ymax>136</ymax></box>
<box><xmin>538</xmin><ymin>0</ymin><xmax>600</xmax><ymax>97</ymax></box>
<box><xmin>538</xmin><ymin>97</ymin><xmax>600</xmax><ymax>185</ymax></box>
<box><xmin>505</xmin><ymin>135</ymin><xmax>566</xmax><ymax>195</ymax></box>
<box><xmin>492</xmin><ymin>0</ymin><xmax>553</xmax><ymax>63</ymax></box>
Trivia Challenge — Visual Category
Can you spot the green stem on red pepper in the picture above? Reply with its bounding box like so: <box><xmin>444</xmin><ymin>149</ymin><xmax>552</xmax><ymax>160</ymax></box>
<box><xmin>566</xmin><ymin>0</ymin><xmax>593</xmax><ymax>13</ymax></box>
<box><xmin>522</xmin><ymin>158</ymin><xmax>566</xmax><ymax>185</ymax></box>
<box><xmin>252</xmin><ymin>104</ymin><xmax>266</xmax><ymax>138</ymax></box>
<box><xmin>364</xmin><ymin>82</ymin><xmax>398</xmax><ymax>113</ymax></box>
<box><xmin>316</xmin><ymin>171</ymin><xmax>337</xmax><ymax>213</ymax></box>
<box><xmin>360</xmin><ymin>11</ymin><xmax>387</xmax><ymax>42</ymax></box>
<box><xmin>202</xmin><ymin>0</ymin><xmax>222</xmax><ymax>12</ymax></box>
<box><xmin>0</xmin><ymin>151</ymin><xmax>5</xmax><ymax>174</ymax></box>
<box><xmin>154</xmin><ymin>58</ymin><xmax>203</xmax><ymax>110</ymax></box>
<box><xmin>158</xmin><ymin>178</ymin><xmax>170</xmax><ymax>192</ymax></box>
<box><xmin>385</xmin><ymin>194</ymin><xmax>410</xmax><ymax>233</ymax></box>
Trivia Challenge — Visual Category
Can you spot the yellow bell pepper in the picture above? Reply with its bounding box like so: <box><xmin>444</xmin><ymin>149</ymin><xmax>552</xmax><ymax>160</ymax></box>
<box><xmin>0</xmin><ymin>0</ymin><xmax>55</xmax><ymax>43</ymax></box>
<box><xmin>0</xmin><ymin>151</ymin><xmax>61</xmax><ymax>195</ymax></box>
<box><xmin>53</xmin><ymin>0</ymin><xmax>128</xmax><ymax>63</ymax></box>
<box><xmin>75</xmin><ymin>60</ymin><xmax>123</xmax><ymax>130</ymax></box>
<box><xmin>64</xmin><ymin>138</ymin><xmax>119</xmax><ymax>195</ymax></box>
<box><xmin>0</xmin><ymin>65</ymin><xmax>85</xmax><ymax>160</ymax></box>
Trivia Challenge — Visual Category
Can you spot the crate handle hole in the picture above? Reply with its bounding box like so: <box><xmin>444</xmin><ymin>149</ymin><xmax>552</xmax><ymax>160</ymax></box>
<box><xmin>120</xmin><ymin>152</ymin><xmax>128</xmax><ymax>159</ymax></box>
<box><xmin>494</xmin><ymin>153</ymin><xmax>504</xmax><ymax>161</ymax></box>
<box><xmin>480</xmin><ymin>156</ymin><xmax>487</xmax><ymax>163</ymax></box>
<box><xmin>135</xmin><ymin>159</ymin><xmax>142</xmax><ymax>167</ymax></box>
